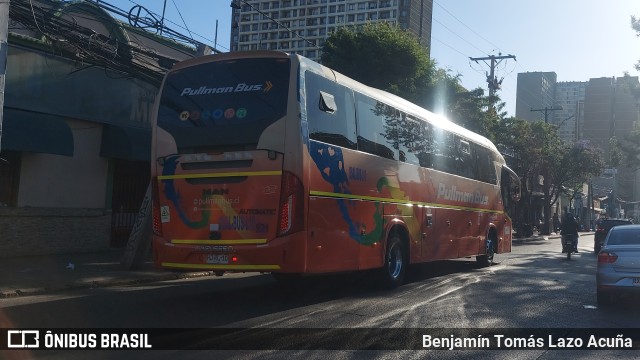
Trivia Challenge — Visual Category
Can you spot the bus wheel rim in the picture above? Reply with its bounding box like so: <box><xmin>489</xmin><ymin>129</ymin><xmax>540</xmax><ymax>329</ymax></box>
<box><xmin>388</xmin><ymin>244</ymin><xmax>403</xmax><ymax>279</ymax></box>
<box><xmin>487</xmin><ymin>239</ymin><xmax>494</xmax><ymax>260</ymax></box>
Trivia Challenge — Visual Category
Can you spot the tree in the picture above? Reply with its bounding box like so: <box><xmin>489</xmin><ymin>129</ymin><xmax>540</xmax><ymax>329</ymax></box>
<box><xmin>619</xmin><ymin>121</ymin><xmax>640</xmax><ymax>170</ymax></box>
<box><xmin>321</xmin><ymin>23</ymin><xmax>435</xmax><ymax>104</ymax></box>
<box><xmin>321</xmin><ymin>23</ymin><xmax>502</xmax><ymax>138</ymax></box>
<box><xmin>607</xmin><ymin>136</ymin><xmax>623</xmax><ymax>169</ymax></box>
<box><xmin>493</xmin><ymin>118</ymin><xmax>545</xmax><ymax>235</ymax></box>
<box><xmin>493</xmin><ymin>118</ymin><xmax>605</xmax><ymax>235</ymax></box>
<box><xmin>548</xmin><ymin>142</ymin><xmax>605</xmax><ymax>215</ymax></box>
<box><xmin>624</xmin><ymin>13</ymin><xmax>640</xmax><ymax>169</ymax></box>
<box><xmin>632</xmin><ymin>16</ymin><xmax>640</xmax><ymax>72</ymax></box>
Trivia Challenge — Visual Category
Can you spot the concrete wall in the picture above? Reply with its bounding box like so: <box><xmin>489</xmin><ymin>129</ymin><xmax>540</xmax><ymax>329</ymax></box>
<box><xmin>17</xmin><ymin>119</ymin><xmax>109</xmax><ymax>208</ymax></box>
<box><xmin>4</xmin><ymin>119</ymin><xmax>112</xmax><ymax>257</ymax></box>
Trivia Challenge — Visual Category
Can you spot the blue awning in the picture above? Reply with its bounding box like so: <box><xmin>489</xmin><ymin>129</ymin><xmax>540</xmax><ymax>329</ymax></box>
<box><xmin>100</xmin><ymin>124</ymin><xmax>151</xmax><ymax>162</ymax></box>
<box><xmin>2</xmin><ymin>108</ymin><xmax>74</xmax><ymax>156</ymax></box>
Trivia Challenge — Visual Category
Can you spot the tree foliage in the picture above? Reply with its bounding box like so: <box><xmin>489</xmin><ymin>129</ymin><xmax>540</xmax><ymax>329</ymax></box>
<box><xmin>493</xmin><ymin>118</ymin><xmax>605</xmax><ymax>234</ymax></box>
<box><xmin>321</xmin><ymin>23</ymin><xmax>434</xmax><ymax>104</ymax></box>
<box><xmin>608</xmin><ymin>136</ymin><xmax>623</xmax><ymax>168</ymax></box>
<box><xmin>620</xmin><ymin>123</ymin><xmax>640</xmax><ymax>170</ymax></box>
<box><xmin>632</xmin><ymin>16</ymin><xmax>640</xmax><ymax>72</ymax></box>
<box><xmin>321</xmin><ymin>22</ymin><xmax>504</xmax><ymax>139</ymax></box>
<box><xmin>548</xmin><ymin>142</ymin><xmax>605</xmax><ymax>206</ymax></box>
<box><xmin>625</xmin><ymin>15</ymin><xmax>640</xmax><ymax>169</ymax></box>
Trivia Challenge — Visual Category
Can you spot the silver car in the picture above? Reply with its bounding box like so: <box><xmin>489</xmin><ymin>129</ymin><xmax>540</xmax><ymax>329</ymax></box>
<box><xmin>596</xmin><ymin>224</ymin><xmax>640</xmax><ymax>306</ymax></box>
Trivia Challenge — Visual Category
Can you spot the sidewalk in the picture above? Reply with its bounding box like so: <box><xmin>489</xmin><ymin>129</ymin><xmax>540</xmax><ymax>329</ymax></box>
<box><xmin>513</xmin><ymin>232</ymin><xmax>561</xmax><ymax>243</ymax></box>
<box><xmin>1</xmin><ymin>233</ymin><xmax>593</xmax><ymax>298</ymax></box>
<box><xmin>0</xmin><ymin>250</ymin><xmax>214</xmax><ymax>298</ymax></box>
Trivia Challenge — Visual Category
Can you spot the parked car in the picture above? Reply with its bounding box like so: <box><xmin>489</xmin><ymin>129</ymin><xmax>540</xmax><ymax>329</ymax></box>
<box><xmin>594</xmin><ymin>218</ymin><xmax>633</xmax><ymax>253</ymax></box>
<box><xmin>596</xmin><ymin>224</ymin><xmax>640</xmax><ymax>306</ymax></box>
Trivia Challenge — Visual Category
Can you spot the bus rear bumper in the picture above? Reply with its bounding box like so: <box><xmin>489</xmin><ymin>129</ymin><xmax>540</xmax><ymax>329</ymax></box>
<box><xmin>152</xmin><ymin>233</ymin><xmax>306</xmax><ymax>273</ymax></box>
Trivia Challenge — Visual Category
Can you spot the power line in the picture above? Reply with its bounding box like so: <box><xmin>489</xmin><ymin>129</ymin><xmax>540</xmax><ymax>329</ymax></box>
<box><xmin>170</xmin><ymin>0</ymin><xmax>193</xmax><ymax>40</ymax></box>
<box><xmin>433</xmin><ymin>1</ymin><xmax>502</xmax><ymax>54</ymax></box>
<box><xmin>431</xmin><ymin>36</ymin><xmax>470</xmax><ymax>58</ymax></box>
<box><xmin>231</xmin><ymin>0</ymin><xmax>319</xmax><ymax>50</ymax></box>
<box><xmin>96</xmin><ymin>0</ymin><xmax>229</xmax><ymax>52</ymax></box>
<box><xmin>432</xmin><ymin>1</ymin><xmax>536</xmax><ymax>113</ymax></box>
<box><xmin>432</xmin><ymin>17</ymin><xmax>487</xmax><ymax>55</ymax></box>
<box><xmin>11</xmin><ymin>0</ymin><xmax>186</xmax><ymax>85</ymax></box>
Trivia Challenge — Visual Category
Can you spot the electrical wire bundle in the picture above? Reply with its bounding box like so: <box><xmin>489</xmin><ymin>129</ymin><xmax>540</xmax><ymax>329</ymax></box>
<box><xmin>9</xmin><ymin>0</ymin><xmax>201</xmax><ymax>86</ymax></box>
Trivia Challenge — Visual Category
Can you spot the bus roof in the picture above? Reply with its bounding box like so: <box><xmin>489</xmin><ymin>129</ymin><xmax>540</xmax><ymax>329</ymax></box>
<box><xmin>165</xmin><ymin>50</ymin><xmax>500</xmax><ymax>157</ymax></box>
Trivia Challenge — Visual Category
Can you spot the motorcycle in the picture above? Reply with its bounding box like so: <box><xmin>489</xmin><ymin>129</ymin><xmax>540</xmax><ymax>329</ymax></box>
<box><xmin>562</xmin><ymin>234</ymin><xmax>578</xmax><ymax>260</ymax></box>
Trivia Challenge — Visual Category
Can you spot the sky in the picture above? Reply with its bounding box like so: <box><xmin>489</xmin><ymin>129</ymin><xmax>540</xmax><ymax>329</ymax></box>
<box><xmin>104</xmin><ymin>0</ymin><xmax>640</xmax><ymax>116</ymax></box>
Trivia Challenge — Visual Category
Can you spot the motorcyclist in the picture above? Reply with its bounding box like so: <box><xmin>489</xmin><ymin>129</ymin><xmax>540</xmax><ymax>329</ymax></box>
<box><xmin>560</xmin><ymin>212</ymin><xmax>579</xmax><ymax>253</ymax></box>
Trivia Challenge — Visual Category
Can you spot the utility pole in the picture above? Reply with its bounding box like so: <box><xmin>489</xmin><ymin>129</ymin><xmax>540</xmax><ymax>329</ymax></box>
<box><xmin>469</xmin><ymin>53</ymin><xmax>516</xmax><ymax>98</ymax></box>
<box><xmin>530</xmin><ymin>106</ymin><xmax>562</xmax><ymax>235</ymax></box>
<box><xmin>530</xmin><ymin>106</ymin><xmax>563</xmax><ymax>123</ymax></box>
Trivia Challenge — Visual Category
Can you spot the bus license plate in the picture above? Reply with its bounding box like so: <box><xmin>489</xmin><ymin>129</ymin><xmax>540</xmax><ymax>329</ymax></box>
<box><xmin>633</xmin><ymin>278</ymin><xmax>640</xmax><ymax>285</ymax></box>
<box><xmin>205</xmin><ymin>254</ymin><xmax>228</xmax><ymax>264</ymax></box>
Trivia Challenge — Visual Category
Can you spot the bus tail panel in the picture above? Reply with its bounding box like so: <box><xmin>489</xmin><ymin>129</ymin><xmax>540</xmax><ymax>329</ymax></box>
<box><xmin>152</xmin><ymin>150</ymin><xmax>305</xmax><ymax>271</ymax></box>
<box><xmin>152</xmin><ymin>231</ymin><xmax>307</xmax><ymax>273</ymax></box>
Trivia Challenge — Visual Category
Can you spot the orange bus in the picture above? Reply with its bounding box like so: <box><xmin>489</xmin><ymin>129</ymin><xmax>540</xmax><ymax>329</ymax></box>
<box><xmin>150</xmin><ymin>51</ymin><xmax>520</xmax><ymax>288</ymax></box>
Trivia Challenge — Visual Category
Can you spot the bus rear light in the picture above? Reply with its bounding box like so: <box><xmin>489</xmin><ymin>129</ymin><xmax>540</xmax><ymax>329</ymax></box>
<box><xmin>232</xmin><ymin>256</ymin><xmax>238</xmax><ymax>263</ymax></box>
<box><xmin>151</xmin><ymin>179</ymin><xmax>163</xmax><ymax>237</ymax></box>
<box><xmin>279</xmin><ymin>195</ymin><xmax>293</xmax><ymax>233</ymax></box>
<box><xmin>277</xmin><ymin>171</ymin><xmax>303</xmax><ymax>236</ymax></box>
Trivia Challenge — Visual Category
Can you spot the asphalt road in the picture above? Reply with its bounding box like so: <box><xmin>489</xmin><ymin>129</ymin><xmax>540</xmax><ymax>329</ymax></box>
<box><xmin>3</xmin><ymin>234</ymin><xmax>640</xmax><ymax>359</ymax></box>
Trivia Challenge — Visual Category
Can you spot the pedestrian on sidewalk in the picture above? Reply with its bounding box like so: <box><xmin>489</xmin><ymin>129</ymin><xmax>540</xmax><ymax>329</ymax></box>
<box><xmin>553</xmin><ymin>213</ymin><xmax>560</xmax><ymax>234</ymax></box>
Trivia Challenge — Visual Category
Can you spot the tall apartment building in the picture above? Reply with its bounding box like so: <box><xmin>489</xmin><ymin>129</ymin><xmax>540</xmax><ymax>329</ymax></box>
<box><xmin>553</xmin><ymin>81</ymin><xmax>586</xmax><ymax>142</ymax></box>
<box><xmin>516</xmin><ymin>73</ymin><xmax>586</xmax><ymax>143</ymax></box>
<box><xmin>582</xmin><ymin>76</ymin><xmax>640</xmax><ymax>204</ymax></box>
<box><xmin>515</xmin><ymin>72</ymin><xmax>557</xmax><ymax>122</ymax></box>
<box><xmin>230</xmin><ymin>0</ymin><xmax>433</xmax><ymax>62</ymax></box>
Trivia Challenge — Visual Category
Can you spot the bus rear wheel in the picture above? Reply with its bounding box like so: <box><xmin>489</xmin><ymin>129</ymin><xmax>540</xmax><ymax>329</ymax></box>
<box><xmin>379</xmin><ymin>235</ymin><xmax>407</xmax><ymax>289</ymax></box>
<box><xmin>476</xmin><ymin>234</ymin><xmax>496</xmax><ymax>267</ymax></box>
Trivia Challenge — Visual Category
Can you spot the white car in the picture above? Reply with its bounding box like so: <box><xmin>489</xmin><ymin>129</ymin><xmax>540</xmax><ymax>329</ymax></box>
<box><xmin>596</xmin><ymin>224</ymin><xmax>640</xmax><ymax>306</ymax></box>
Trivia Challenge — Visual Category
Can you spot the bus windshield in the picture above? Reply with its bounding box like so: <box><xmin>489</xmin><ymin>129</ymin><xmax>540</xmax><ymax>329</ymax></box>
<box><xmin>157</xmin><ymin>57</ymin><xmax>290</xmax><ymax>152</ymax></box>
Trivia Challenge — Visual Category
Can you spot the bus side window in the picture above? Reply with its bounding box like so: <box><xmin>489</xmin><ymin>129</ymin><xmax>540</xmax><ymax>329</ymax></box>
<box><xmin>306</xmin><ymin>71</ymin><xmax>357</xmax><ymax>149</ymax></box>
<box><xmin>397</xmin><ymin>114</ymin><xmax>434</xmax><ymax>168</ymax></box>
<box><xmin>455</xmin><ymin>138</ymin><xmax>474</xmax><ymax>179</ymax></box>
<box><xmin>433</xmin><ymin>131</ymin><xmax>457</xmax><ymax>174</ymax></box>
<box><xmin>355</xmin><ymin>94</ymin><xmax>399</xmax><ymax>160</ymax></box>
<box><xmin>473</xmin><ymin>145</ymin><xmax>498</xmax><ymax>184</ymax></box>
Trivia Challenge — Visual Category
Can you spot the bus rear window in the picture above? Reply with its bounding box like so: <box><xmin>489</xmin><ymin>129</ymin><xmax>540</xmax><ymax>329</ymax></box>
<box><xmin>157</xmin><ymin>58</ymin><xmax>290</xmax><ymax>151</ymax></box>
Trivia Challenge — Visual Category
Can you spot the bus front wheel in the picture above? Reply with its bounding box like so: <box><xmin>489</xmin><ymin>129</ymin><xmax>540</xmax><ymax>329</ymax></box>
<box><xmin>379</xmin><ymin>235</ymin><xmax>407</xmax><ymax>289</ymax></box>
